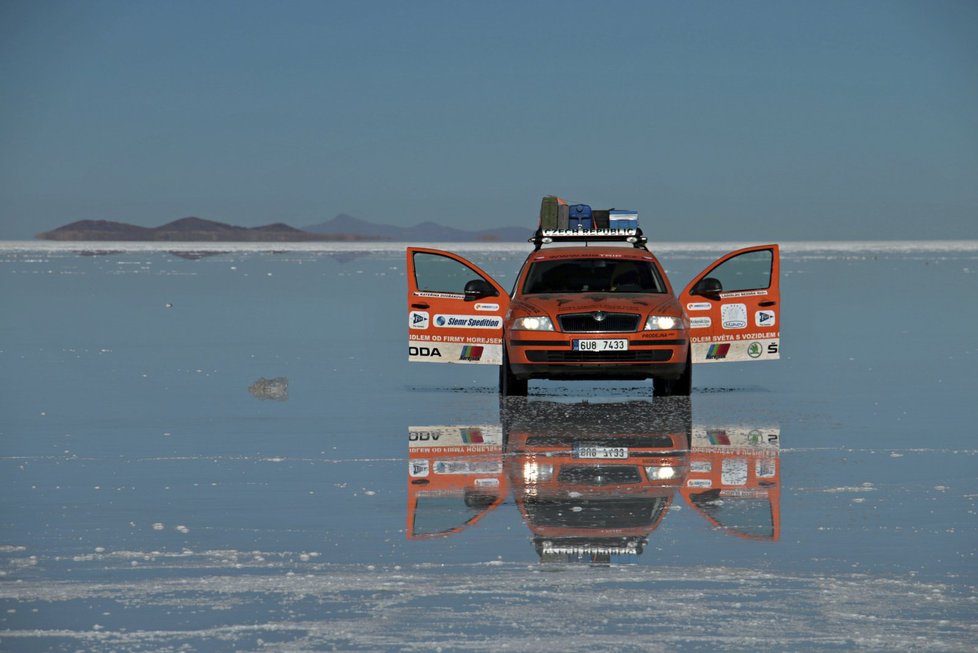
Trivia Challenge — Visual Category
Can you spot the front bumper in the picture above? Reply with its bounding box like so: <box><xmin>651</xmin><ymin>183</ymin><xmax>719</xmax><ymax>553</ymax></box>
<box><xmin>507</xmin><ymin>333</ymin><xmax>687</xmax><ymax>381</ymax></box>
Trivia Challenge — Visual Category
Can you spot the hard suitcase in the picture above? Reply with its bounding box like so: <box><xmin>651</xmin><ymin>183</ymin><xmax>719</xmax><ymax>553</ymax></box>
<box><xmin>592</xmin><ymin>209</ymin><xmax>610</xmax><ymax>230</ymax></box>
<box><xmin>609</xmin><ymin>210</ymin><xmax>638</xmax><ymax>231</ymax></box>
<box><xmin>557</xmin><ymin>203</ymin><xmax>569</xmax><ymax>230</ymax></box>
<box><xmin>539</xmin><ymin>196</ymin><xmax>559</xmax><ymax>231</ymax></box>
<box><xmin>568</xmin><ymin>204</ymin><xmax>592</xmax><ymax>230</ymax></box>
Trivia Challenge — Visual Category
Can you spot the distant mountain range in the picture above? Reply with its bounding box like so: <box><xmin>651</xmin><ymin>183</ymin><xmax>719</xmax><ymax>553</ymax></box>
<box><xmin>36</xmin><ymin>215</ymin><xmax>533</xmax><ymax>242</ymax></box>
<box><xmin>302</xmin><ymin>214</ymin><xmax>533</xmax><ymax>242</ymax></box>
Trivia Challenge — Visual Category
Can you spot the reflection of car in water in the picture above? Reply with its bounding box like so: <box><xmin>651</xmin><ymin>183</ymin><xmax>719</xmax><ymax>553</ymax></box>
<box><xmin>503</xmin><ymin>399</ymin><xmax>691</xmax><ymax>563</ymax></box>
<box><xmin>405</xmin><ymin>401</ymin><xmax>782</xmax><ymax>562</ymax></box>
<box><xmin>406</xmin><ymin>425</ymin><xmax>507</xmax><ymax>539</ymax></box>
<box><xmin>681</xmin><ymin>426</ymin><xmax>781</xmax><ymax>541</ymax></box>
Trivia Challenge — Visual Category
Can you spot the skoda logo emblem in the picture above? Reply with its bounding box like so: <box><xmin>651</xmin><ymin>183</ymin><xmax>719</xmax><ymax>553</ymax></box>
<box><xmin>592</xmin><ymin>311</ymin><xmax>607</xmax><ymax>322</ymax></box>
<box><xmin>747</xmin><ymin>342</ymin><xmax>762</xmax><ymax>358</ymax></box>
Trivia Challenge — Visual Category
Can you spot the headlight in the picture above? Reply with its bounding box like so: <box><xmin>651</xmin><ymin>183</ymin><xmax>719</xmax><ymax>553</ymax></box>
<box><xmin>645</xmin><ymin>465</ymin><xmax>676</xmax><ymax>480</ymax></box>
<box><xmin>644</xmin><ymin>315</ymin><xmax>683</xmax><ymax>331</ymax></box>
<box><xmin>512</xmin><ymin>316</ymin><xmax>555</xmax><ymax>331</ymax></box>
<box><xmin>523</xmin><ymin>461</ymin><xmax>554</xmax><ymax>482</ymax></box>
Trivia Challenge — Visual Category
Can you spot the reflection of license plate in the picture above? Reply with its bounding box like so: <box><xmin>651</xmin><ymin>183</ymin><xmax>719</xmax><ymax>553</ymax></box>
<box><xmin>574</xmin><ymin>445</ymin><xmax>628</xmax><ymax>459</ymax></box>
<box><xmin>572</xmin><ymin>339</ymin><xmax>629</xmax><ymax>352</ymax></box>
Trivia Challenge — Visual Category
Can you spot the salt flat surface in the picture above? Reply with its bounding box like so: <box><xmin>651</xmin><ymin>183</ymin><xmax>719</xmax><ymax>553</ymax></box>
<box><xmin>1</xmin><ymin>243</ymin><xmax>976</xmax><ymax>651</ymax></box>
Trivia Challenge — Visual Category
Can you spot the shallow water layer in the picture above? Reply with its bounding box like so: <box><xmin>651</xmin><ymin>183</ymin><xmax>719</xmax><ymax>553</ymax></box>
<box><xmin>1</xmin><ymin>242</ymin><xmax>976</xmax><ymax>651</ymax></box>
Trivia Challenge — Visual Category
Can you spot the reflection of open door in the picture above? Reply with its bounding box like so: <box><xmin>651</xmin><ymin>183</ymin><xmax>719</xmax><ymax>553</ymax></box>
<box><xmin>406</xmin><ymin>248</ymin><xmax>510</xmax><ymax>365</ymax></box>
<box><xmin>680</xmin><ymin>245</ymin><xmax>780</xmax><ymax>364</ymax></box>
<box><xmin>681</xmin><ymin>426</ymin><xmax>781</xmax><ymax>541</ymax></box>
<box><xmin>406</xmin><ymin>425</ymin><xmax>507</xmax><ymax>539</ymax></box>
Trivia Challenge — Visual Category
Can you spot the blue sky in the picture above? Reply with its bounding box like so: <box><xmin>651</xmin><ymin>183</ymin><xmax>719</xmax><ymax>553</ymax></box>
<box><xmin>1</xmin><ymin>0</ymin><xmax>976</xmax><ymax>240</ymax></box>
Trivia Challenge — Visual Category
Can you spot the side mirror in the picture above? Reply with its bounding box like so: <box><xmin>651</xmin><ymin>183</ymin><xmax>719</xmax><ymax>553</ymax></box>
<box><xmin>691</xmin><ymin>277</ymin><xmax>723</xmax><ymax>299</ymax></box>
<box><xmin>464</xmin><ymin>279</ymin><xmax>497</xmax><ymax>302</ymax></box>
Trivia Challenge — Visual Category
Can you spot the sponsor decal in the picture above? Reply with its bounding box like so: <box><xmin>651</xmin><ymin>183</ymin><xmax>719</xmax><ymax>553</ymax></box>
<box><xmin>707</xmin><ymin>430</ymin><xmax>731</xmax><ymax>445</ymax></box>
<box><xmin>414</xmin><ymin>291</ymin><xmax>464</xmax><ymax>299</ymax></box>
<box><xmin>409</xmin><ymin>342</ymin><xmax>503</xmax><ymax>365</ymax></box>
<box><xmin>475</xmin><ymin>478</ymin><xmax>500</xmax><ymax>488</ymax></box>
<box><xmin>756</xmin><ymin>459</ymin><xmax>777</xmax><ymax>478</ymax></box>
<box><xmin>691</xmin><ymin>426</ymin><xmax>781</xmax><ymax>449</ymax></box>
<box><xmin>474</xmin><ymin>303</ymin><xmax>499</xmax><ymax>312</ymax></box>
<box><xmin>410</xmin><ymin>432</ymin><xmax>439</xmax><ymax>441</ymax></box>
<box><xmin>719</xmin><ymin>290</ymin><xmax>768</xmax><ymax>299</ymax></box>
<box><xmin>409</xmin><ymin>459</ymin><xmax>430</xmax><ymax>478</ymax></box>
<box><xmin>408</xmin><ymin>425</ymin><xmax>503</xmax><ymax>447</ymax></box>
<box><xmin>755</xmin><ymin>310</ymin><xmax>776</xmax><ymax>327</ymax></box>
<box><xmin>686</xmin><ymin>302</ymin><xmax>712</xmax><ymax>311</ymax></box>
<box><xmin>434</xmin><ymin>460</ymin><xmax>503</xmax><ymax>475</ymax></box>
<box><xmin>690</xmin><ymin>461</ymin><xmax>712</xmax><ymax>473</ymax></box>
<box><xmin>687</xmin><ymin>479</ymin><xmax>712</xmax><ymax>488</ymax></box>
<box><xmin>459</xmin><ymin>346</ymin><xmax>484</xmax><ymax>362</ymax></box>
<box><xmin>692</xmin><ymin>338</ymin><xmax>778</xmax><ymax>362</ymax></box>
<box><xmin>721</xmin><ymin>458</ymin><xmax>749</xmax><ymax>486</ymax></box>
<box><xmin>690</xmin><ymin>316</ymin><xmax>712</xmax><ymax>329</ymax></box>
<box><xmin>459</xmin><ymin>427</ymin><xmax>484</xmax><ymax>443</ymax></box>
<box><xmin>434</xmin><ymin>314</ymin><xmax>504</xmax><ymax>329</ymax></box>
<box><xmin>409</xmin><ymin>346</ymin><xmax>442</xmax><ymax>358</ymax></box>
<box><xmin>721</xmin><ymin>303</ymin><xmax>748</xmax><ymax>329</ymax></box>
<box><xmin>706</xmin><ymin>343</ymin><xmax>730</xmax><ymax>360</ymax></box>
<box><xmin>409</xmin><ymin>311</ymin><xmax>429</xmax><ymax>330</ymax></box>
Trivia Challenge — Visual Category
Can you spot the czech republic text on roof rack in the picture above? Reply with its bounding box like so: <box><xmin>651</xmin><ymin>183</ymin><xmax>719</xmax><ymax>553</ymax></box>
<box><xmin>530</xmin><ymin>226</ymin><xmax>649</xmax><ymax>250</ymax></box>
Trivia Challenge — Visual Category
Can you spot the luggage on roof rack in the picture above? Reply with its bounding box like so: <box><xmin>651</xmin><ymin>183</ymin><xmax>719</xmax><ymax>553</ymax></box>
<box><xmin>568</xmin><ymin>204</ymin><xmax>592</xmax><ymax>230</ymax></box>
<box><xmin>534</xmin><ymin>196</ymin><xmax>644</xmax><ymax>248</ymax></box>
<box><xmin>539</xmin><ymin>195</ymin><xmax>568</xmax><ymax>231</ymax></box>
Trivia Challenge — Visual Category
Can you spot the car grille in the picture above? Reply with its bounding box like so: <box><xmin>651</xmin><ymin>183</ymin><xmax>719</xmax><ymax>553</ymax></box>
<box><xmin>523</xmin><ymin>496</ymin><xmax>666</xmax><ymax>529</ymax></box>
<box><xmin>558</xmin><ymin>312</ymin><xmax>641</xmax><ymax>333</ymax></box>
<box><xmin>557</xmin><ymin>465</ymin><xmax>642</xmax><ymax>485</ymax></box>
<box><xmin>524</xmin><ymin>350</ymin><xmax>673</xmax><ymax>363</ymax></box>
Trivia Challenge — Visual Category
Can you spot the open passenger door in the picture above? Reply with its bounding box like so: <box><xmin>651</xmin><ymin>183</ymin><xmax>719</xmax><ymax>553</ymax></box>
<box><xmin>406</xmin><ymin>248</ymin><xmax>510</xmax><ymax>365</ymax></box>
<box><xmin>680</xmin><ymin>244</ymin><xmax>780</xmax><ymax>364</ymax></box>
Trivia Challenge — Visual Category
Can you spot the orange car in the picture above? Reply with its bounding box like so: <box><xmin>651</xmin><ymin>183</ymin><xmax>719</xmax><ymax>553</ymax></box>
<box><xmin>407</xmin><ymin>222</ymin><xmax>780</xmax><ymax>395</ymax></box>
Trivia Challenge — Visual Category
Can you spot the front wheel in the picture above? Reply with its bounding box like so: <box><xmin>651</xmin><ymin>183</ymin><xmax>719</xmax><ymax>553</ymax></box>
<box><xmin>653</xmin><ymin>351</ymin><xmax>692</xmax><ymax>397</ymax></box>
<box><xmin>499</xmin><ymin>347</ymin><xmax>528</xmax><ymax>396</ymax></box>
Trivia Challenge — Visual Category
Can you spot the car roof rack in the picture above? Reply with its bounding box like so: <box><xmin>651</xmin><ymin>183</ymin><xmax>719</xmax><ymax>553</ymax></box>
<box><xmin>529</xmin><ymin>227</ymin><xmax>649</xmax><ymax>251</ymax></box>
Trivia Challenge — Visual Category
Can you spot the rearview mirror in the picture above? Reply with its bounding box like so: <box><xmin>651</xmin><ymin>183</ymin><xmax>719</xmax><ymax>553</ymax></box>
<box><xmin>691</xmin><ymin>277</ymin><xmax>722</xmax><ymax>299</ymax></box>
<box><xmin>464</xmin><ymin>279</ymin><xmax>497</xmax><ymax>302</ymax></box>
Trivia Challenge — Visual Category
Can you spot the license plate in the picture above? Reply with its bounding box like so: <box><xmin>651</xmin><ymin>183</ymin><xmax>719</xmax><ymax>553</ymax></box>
<box><xmin>572</xmin><ymin>339</ymin><xmax>629</xmax><ymax>352</ymax></box>
<box><xmin>574</xmin><ymin>445</ymin><xmax>629</xmax><ymax>459</ymax></box>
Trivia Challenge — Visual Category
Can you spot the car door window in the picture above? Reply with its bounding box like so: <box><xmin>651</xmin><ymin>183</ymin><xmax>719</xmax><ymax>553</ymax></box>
<box><xmin>413</xmin><ymin>252</ymin><xmax>488</xmax><ymax>294</ymax></box>
<box><xmin>703</xmin><ymin>249</ymin><xmax>772</xmax><ymax>293</ymax></box>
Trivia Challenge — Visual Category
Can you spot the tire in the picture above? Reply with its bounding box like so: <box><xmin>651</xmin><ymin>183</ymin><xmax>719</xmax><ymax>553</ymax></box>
<box><xmin>653</xmin><ymin>350</ymin><xmax>692</xmax><ymax>397</ymax></box>
<box><xmin>499</xmin><ymin>347</ymin><xmax>528</xmax><ymax>396</ymax></box>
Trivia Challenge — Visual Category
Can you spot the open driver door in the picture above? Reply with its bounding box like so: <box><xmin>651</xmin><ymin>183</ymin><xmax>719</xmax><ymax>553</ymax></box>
<box><xmin>406</xmin><ymin>248</ymin><xmax>510</xmax><ymax>365</ymax></box>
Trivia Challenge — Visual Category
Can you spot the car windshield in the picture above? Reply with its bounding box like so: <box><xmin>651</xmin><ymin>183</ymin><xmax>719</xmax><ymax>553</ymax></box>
<box><xmin>522</xmin><ymin>258</ymin><xmax>666</xmax><ymax>294</ymax></box>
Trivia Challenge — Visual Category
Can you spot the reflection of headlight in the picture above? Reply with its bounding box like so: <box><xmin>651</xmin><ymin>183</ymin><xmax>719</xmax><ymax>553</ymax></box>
<box><xmin>512</xmin><ymin>316</ymin><xmax>555</xmax><ymax>331</ymax></box>
<box><xmin>523</xmin><ymin>461</ymin><xmax>554</xmax><ymax>482</ymax></box>
<box><xmin>644</xmin><ymin>315</ymin><xmax>684</xmax><ymax>331</ymax></box>
<box><xmin>645</xmin><ymin>465</ymin><xmax>676</xmax><ymax>480</ymax></box>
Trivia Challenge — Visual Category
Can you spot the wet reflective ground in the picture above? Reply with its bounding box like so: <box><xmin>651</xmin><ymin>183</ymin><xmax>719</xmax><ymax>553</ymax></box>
<box><xmin>1</xmin><ymin>243</ymin><xmax>976</xmax><ymax>651</ymax></box>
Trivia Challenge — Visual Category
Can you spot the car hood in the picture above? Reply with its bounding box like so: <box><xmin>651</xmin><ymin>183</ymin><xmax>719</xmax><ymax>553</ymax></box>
<box><xmin>511</xmin><ymin>293</ymin><xmax>681</xmax><ymax>317</ymax></box>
